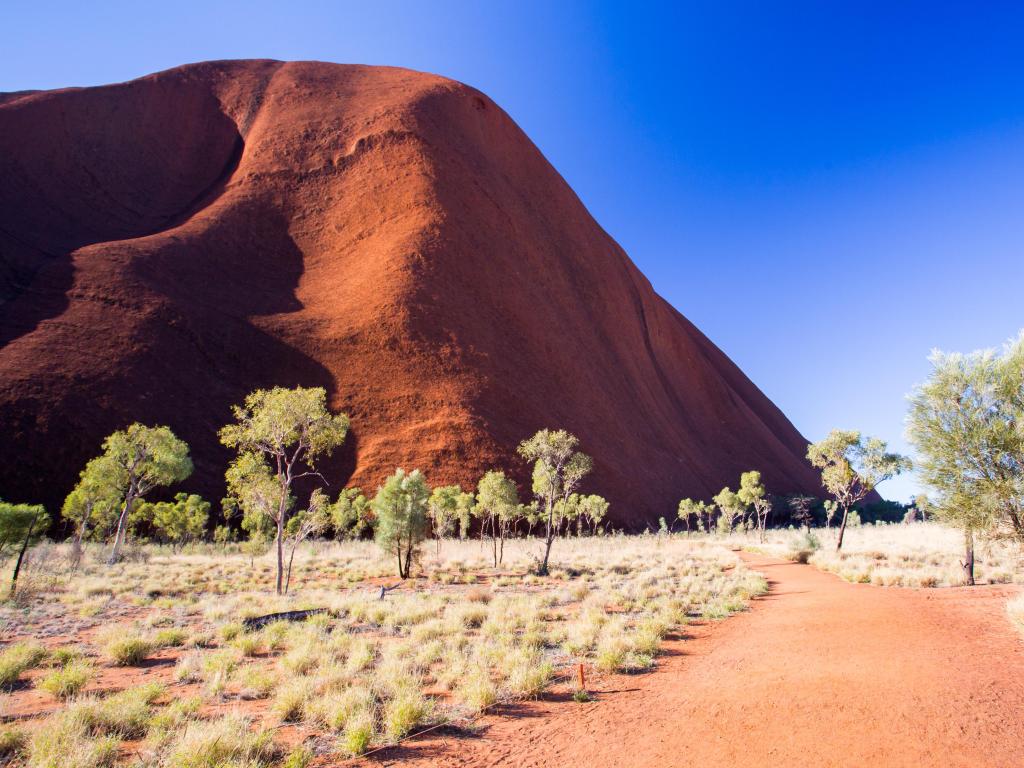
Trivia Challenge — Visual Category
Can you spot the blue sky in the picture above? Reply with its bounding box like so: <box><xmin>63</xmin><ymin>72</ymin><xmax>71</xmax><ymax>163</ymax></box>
<box><xmin>5</xmin><ymin>1</ymin><xmax>1024</xmax><ymax>500</ymax></box>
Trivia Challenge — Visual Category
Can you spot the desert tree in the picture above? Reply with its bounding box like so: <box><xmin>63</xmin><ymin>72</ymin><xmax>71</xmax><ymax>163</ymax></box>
<box><xmin>282</xmin><ymin>489</ymin><xmax>331</xmax><ymax>593</ymax></box>
<box><xmin>220</xmin><ymin>386</ymin><xmax>349</xmax><ymax>594</ymax></box>
<box><xmin>738</xmin><ymin>471</ymin><xmax>772</xmax><ymax>542</ymax></box>
<box><xmin>712</xmin><ymin>487</ymin><xmax>745</xmax><ymax>534</ymax></box>
<box><xmin>579</xmin><ymin>494</ymin><xmax>610</xmax><ymax>534</ymax></box>
<box><xmin>0</xmin><ymin>502</ymin><xmax>49</xmax><ymax>598</ymax></box>
<box><xmin>62</xmin><ymin>456</ymin><xmax>122</xmax><ymax>564</ymax></box>
<box><xmin>786</xmin><ymin>495</ymin><xmax>818</xmax><ymax>532</ymax></box>
<box><xmin>518</xmin><ymin>429</ymin><xmax>592</xmax><ymax>575</ymax></box>
<box><xmin>331</xmin><ymin>488</ymin><xmax>374</xmax><ymax>540</ymax></box>
<box><xmin>427</xmin><ymin>484</ymin><xmax>464</xmax><ymax>553</ymax></box>
<box><xmin>475</xmin><ymin>471</ymin><xmax>520</xmax><ymax>566</ymax></box>
<box><xmin>86</xmin><ymin>424</ymin><xmax>193</xmax><ymax>565</ymax></box>
<box><xmin>906</xmin><ymin>334</ymin><xmax>1024</xmax><ymax>584</ymax></box>
<box><xmin>677</xmin><ymin>498</ymin><xmax>712</xmax><ymax>533</ymax></box>
<box><xmin>373</xmin><ymin>468</ymin><xmax>430</xmax><ymax>578</ymax></box>
<box><xmin>131</xmin><ymin>493</ymin><xmax>209</xmax><ymax>551</ymax></box>
<box><xmin>822</xmin><ymin>500</ymin><xmax>838</xmax><ymax>530</ymax></box>
<box><xmin>807</xmin><ymin>429</ymin><xmax>910</xmax><ymax>551</ymax></box>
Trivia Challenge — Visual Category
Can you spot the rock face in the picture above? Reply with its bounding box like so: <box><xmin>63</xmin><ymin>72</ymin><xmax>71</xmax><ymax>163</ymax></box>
<box><xmin>0</xmin><ymin>60</ymin><xmax>822</xmax><ymax>527</ymax></box>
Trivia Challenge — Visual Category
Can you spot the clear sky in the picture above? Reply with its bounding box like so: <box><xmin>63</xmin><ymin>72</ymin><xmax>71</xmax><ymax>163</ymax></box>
<box><xmin>5</xmin><ymin>1</ymin><xmax>1023</xmax><ymax>501</ymax></box>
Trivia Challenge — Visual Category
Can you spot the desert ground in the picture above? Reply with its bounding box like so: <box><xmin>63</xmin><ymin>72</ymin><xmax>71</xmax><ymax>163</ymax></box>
<box><xmin>1</xmin><ymin>523</ymin><xmax>1022</xmax><ymax>768</ymax></box>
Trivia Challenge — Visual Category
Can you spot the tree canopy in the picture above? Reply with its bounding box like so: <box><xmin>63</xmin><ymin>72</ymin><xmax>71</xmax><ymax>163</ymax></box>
<box><xmin>220</xmin><ymin>386</ymin><xmax>349</xmax><ymax>593</ymax></box>
<box><xmin>373</xmin><ymin>468</ymin><xmax>430</xmax><ymax>578</ymax></box>
<box><xmin>807</xmin><ymin>429</ymin><xmax>909</xmax><ymax>550</ymax></box>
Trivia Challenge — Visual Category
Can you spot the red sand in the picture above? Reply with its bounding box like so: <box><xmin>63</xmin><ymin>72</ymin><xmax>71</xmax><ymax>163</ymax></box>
<box><xmin>392</xmin><ymin>554</ymin><xmax>1024</xmax><ymax>768</ymax></box>
<box><xmin>0</xmin><ymin>60</ymin><xmax>822</xmax><ymax>524</ymax></box>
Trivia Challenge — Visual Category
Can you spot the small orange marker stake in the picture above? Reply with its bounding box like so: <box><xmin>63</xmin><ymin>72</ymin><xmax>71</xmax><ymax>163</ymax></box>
<box><xmin>578</xmin><ymin>662</ymin><xmax>586</xmax><ymax>690</ymax></box>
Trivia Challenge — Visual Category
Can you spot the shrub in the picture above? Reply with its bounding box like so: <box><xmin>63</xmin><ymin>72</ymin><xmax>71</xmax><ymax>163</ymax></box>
<box><xmin>340</xmin><ymin>710</ymin><xmax>375</xmax><ymax>756</ymax></box>
<box><xmin>26</xmin><ymin>704</ymin><xmax>121</xmax><ymax>768</ymax></box>
<box><xmin>101</xmin><ymin>632</ymin><xmax>153</xmax><ymax>666</ymax></box>
<box><xmin>0</xmin><ymin>641</ymin><xmax>47</xmax><ymax>688</ymax></box>
<box><xmin>153</xmin><ymin>628</ymin><xmax>188</xmax><ymax>648</ymax></box>
<box><xmin>307</xmin><ymin>685</ymin><xmax>374</xmax><ymax>731</ymax></box>
<box><xmin>0</xmin><ymin>725</ymin><xmax>26</xmax><ymax>760</ymax></box>
<box><xmin>147</xmin><ymin>696</ymin><xmax>202</xmax><ymax>738</ymax></box>
<box><xmin>233</xmin><ymin>633</ymin><xmax>262</xmax><ymax>657</ymax></box>
<box><xmin>281</xmin><ymin>746</ymin><xmax>313</xmax><ymax>768</ymax></box>
<box><xmin>505</xmin><ymin>653</ymin><xmax>553</xmax><ymax>698</ymax></box>
<box><xmin>160</xmin><ymin>714</ymin><xmax>276</xmax><ymax>768</ymax></box>
<box><xmin>239</xmin><ymin>665</ymin><xmax>277</xmax><ymax>699</ymax></box>
<box><xmin>272</xmin><ymin>679</ymin><xmax>313</xmax><ymax>723</ymax></box>
<box><xmin>383</xmin><ymin>688</ymin><xmax>432</xmax><ymax>742</ymax></box>
<box><xmin>37</xmin><ymin>660</ymin><xmax>94</xmax><ymax>699</ymax></box>
<box><xmin>458</xmin><ymin>666</ymin><xmax>497</xmax><ymax>712</ymax></box>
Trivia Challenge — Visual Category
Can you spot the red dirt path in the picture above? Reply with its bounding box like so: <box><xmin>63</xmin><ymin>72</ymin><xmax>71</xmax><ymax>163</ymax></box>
<box><xmin>390</xmin><ymin>554</ymin><xmax>1024</xmax><ymax>768</ymax></box>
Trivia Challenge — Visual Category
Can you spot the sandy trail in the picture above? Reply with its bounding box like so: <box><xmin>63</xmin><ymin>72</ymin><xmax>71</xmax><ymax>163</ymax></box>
<box><xmin>388</xmin><ymin>553</ymin><xmax>1024</xmax><ymax>768</ymax></box>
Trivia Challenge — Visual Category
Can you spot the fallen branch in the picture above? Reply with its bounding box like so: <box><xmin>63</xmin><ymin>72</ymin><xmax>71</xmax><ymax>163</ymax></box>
<box><xmin>242</xmin><ymin>608</ymin><xmax>328</xmax><ymax>631</ymax></box>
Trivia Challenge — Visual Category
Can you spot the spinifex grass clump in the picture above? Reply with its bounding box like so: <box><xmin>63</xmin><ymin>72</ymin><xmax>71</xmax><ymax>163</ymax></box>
<box><xmin>0</xmin><ymin>641</ymin><xmax>47</xmax><ymax>688</ymax></box>
<box><xmin>37</xmin><ymin>659</ymin><xmax>95</xmax><ymax>700</ymax></box>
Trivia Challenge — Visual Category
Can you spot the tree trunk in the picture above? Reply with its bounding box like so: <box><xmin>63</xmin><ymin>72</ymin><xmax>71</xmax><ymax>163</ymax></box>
<box><xmin>835</xmin><ymin>505</ymin><xmax>850</xmax><ymax>551</ymax></box>
<box><xmin>963</xmin><ymin>528</ymin><xmax>976</xmax><ymax>586</ymax></box>
<box><xmin>275</xmin><ymin>517</ymin><xmax>285</xmax><ymax>594</ymax></box>
<box><xmin>108</xmin><ymin>489</ymin><xmax>137</xmax><ymax>565</ymax></box>
<box><xmin>10</xmin><ymin>514</ymin><xmax>39</xmax><ymax>598</ymax></box>
<box><xmin>539</xmin><ymin>497</ymin><xmax>555</xmax><ymax>576</ymax></box>
<box><xmin>284</xmin><ymin>541</ymin><xmax>297</xmax><ymax>594</ymax></box>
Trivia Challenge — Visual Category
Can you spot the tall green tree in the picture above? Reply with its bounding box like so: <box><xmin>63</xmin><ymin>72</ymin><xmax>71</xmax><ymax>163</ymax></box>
<box><xmin>738</xmin><ymin>471</ymin><xmax>772</xmax><ymax>542</ymax></box>
<box><xmin>677</xmin><ymin>497</ymin><xmax>713</xmax><ymax>533</ymax></box>
<box><xmin>62</xmin><ymin>456</ymin><xmax>122</xmax><ymax>557</ymax></box>
<box><xmin>518</xmin><ymin>429</ymin><xmax>592</xmax><ymax>575</ymax></box>
<box><xmin>88</xmin><ymin>424</ymin><xmax>193</xmax><ymax>565</ymax></box>
<box><xmin>906</xmin><ymin>334</ymin><xmax>1024</xmax><ymax>584</ymax></box>
<box><xmin>132</xmin><ymin>493</ymin><xmax>209</xmax><ymax>551</ymax></box>
<box><xmin>578</xmin><ymin>494</ymin><xmax>610</xmax><ymax>534</ymax></box>
<box><xmin>220</xmin><ymin>386</ymin><xmax>349</xmax><ymax>594</ymax></box>
<box><xmin>427</xmin><ymin>484</ymin><xmax>464</xmax><ymax>553</ymax></box>
<box><xmin>0</xmin><ymin>502</ymin><xmax>50</xmax><ymax>598</ymax></box>
<box><xmin>807</xmin><ymin>430</ymin><xmax>910</xmax><ymax>551</ymax></box>
<box><xmin>373</xmin><ymin>469</ymin><xmax>430</xmax><ymax>578</ymax></box>
<box><xmin>712</xmin><ymin>487</ymin><xmax>745</xmax><ymax>534</ymax></box>
<box><xmin>331</xmin><ymin>488</ymin><xmax>373</xmax><ymax>540</ymax></box>
<box><xmin>475</xmin><ymin>471</ymin><xmax>520</xmax><ymax>566</ymax></box>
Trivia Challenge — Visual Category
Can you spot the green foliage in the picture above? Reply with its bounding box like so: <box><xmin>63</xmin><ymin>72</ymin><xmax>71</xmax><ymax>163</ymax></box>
<box><xmin>61</xmin><ymin>456</ymin><xmax>121</xmax><ymax>543</ymax></box>
<box><xmin>37</xmin><ymin>660</ymin><xmax>94</xmax><ymax>699</ymax></box>
<box><xmin>331</xmin><ymin>487</ymin><xmax>373</xmax><ymax>539</ymax></box>
<box><xmin>132</xmin><ymin>493</ymin><xmax>209</xmax><ymax>548</ymax></box>
<box><xmin>906</xmin><ymin>333</ymin><xmax>1024</xmax><ymax>544</ymax></box>
<box><xmin>0</xmin><ymin>501</ymin><xmax>50</xmax><ymax>596</ymax></box>
<box><xmin>427</xmin><ymin>485</ymin><xmax>466</xmax><ymax>542</ymax></box>
<box><xmin>0</xmin><ymin>641</ymin><xmax>47</xmax><ymax>688</ymax></box>
<box><xmin>220</xmin><ymin>386</ymin><xmax>348</xmax><ymax>594</ymax></box>
<box><xmin>738</xmin><ymin>470</ymin><xmax>772</xmax><ymax>540</ymax></box>
<box><xmin>518</xmin><ymin>429</ymin><xmax>592</xmax><ymax>574</ymax></box>
<box><xmin>0</xmin><ymin>502</ymin><xmax>49</xmax><ymax>559</ymax></box>
<box><xmin>807</xmin><ymin>429</ymin><xmax>910</xmax><ymax>548</ymax></box>
<box><xmin>677</xmin><ymin>497</ymin><xmax>713</xmax><ymax>532</ymax></box>
<box><xmin>373</xmin><ymin>469</ymin><xmax>430</xmax><ymax>578</ymax></box>
<box><xmin>86</xmin><ymin>423</ymin><xmax>193</xmax><ymax>564</ymax></box>
<box><xmin>712</xmin><ymin>487</ymin><xmax>744</xmax><ymax>534</ymax></box>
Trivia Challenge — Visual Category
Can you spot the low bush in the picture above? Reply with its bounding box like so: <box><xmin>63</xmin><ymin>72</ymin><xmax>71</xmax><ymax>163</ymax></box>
<box><xmin>37</xmin><ymin>659</ymin><xmax>94</xmax><ymax>699</ymax></box>
<box><xmin>0</xmin><ymin>640</ymin><xmax>47</xmax><ymax>688</ymax></box>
